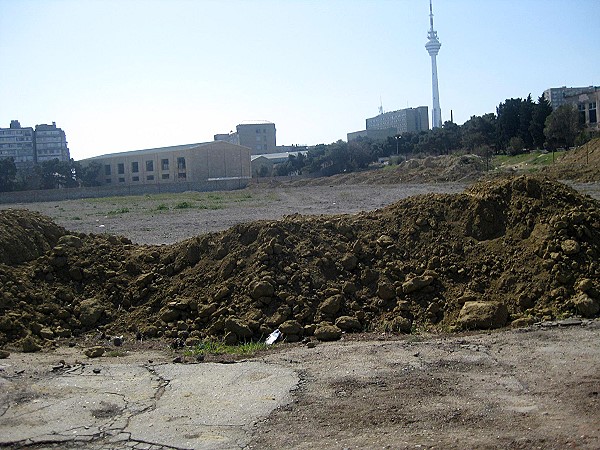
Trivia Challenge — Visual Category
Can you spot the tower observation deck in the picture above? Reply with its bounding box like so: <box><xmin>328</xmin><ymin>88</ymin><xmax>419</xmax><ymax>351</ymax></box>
<box><xmin>425</xmin><ymin>0</ymin><xmax>442</xmax><ymax>128</ymax></box>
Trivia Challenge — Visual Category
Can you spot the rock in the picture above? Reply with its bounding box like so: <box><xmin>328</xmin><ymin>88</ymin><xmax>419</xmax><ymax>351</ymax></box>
<box><xmin>0</xmin><ymin>349</ymin><xmax>10</xmax><ymax>359</ymax></box>
<box><xmin>510</xmin><ymin>317</ymin><xmax>537</xmax><ymax>328</ymax></box>
<box><xmin>402</xmin><ymin>275</ymin><xmax>434</xmax><ymax>294</ymax></box>
<box><xmin>84</xmin><ymin>346</ymin><xmax>105</xmax><ymax>358</ymax></box>
<box><xmin>318</xmin><ymin>295</ymin><xmax>342</xmax><ymax>316</ymax></box>
<box><xmin>387</xmin><ymin>316</ymin><xmax>412</xmax><ymax>333</ymax></box>
<box><xmin>112</xmin><ymin>335</ymin><xmax>124</xmax><ymax>346</ymax></box>
<box><xmin>335</xmin><ymin>316</ymin><xmax>362</xmax><ymax>332</ymax></box>
<box><xmin>573</xmin><ymin>293</ymin><xmax>599</xmax><ymax>318</ymax></box>
<box><xmin>159</xmin><ymin>307</ymin><xmax>180</xmax><ymax>323</ymax></box>
<box><xmin>250</xmin><ymin>280</ymin><xmax>275</xmax><ymax>299</ymax></box>
<box><xmin>141</xmin><ymin>325</ymin><xmax>158</xmax><ymax>337</ymax></box>
<box><xmin>457</xmin><ymin>301</ymin><xmax>509</xmax><ymax>329</ymax></box>
<box><xmin>377</xmin><ymin>282</ymin><xmax>396</xmax><ymax>301</ymax></box>
<box><xmin>340</xmin><ymin>254</ymin><xmax>358</xmax><ymax>271</ymax></box>
<box><xmin>314</xmin><ymin>324</ymin><xmax>342</xmax><ymax>341</ymax></box>
<box><xmin>39</xmin><ymin>327</ymin><xmax>55</xmax><ymax>340</ymax></box>
<box><xmin>561</xmin><ymin>239</ymin><xmax>581</xmax><ymax>255</ymax></box>
<box><xmin>22</xmin><ymin>336</ymin><xmax>41</xmax><ymax>353</ymax></box>
<box><xmin>224</xmin><ymin>318</ymin><xmax>253</xmax><ymax>339</ymax></box>
<box><xmin>576</xmin><ymin>278</ymin><xmax>594</xmax><ymax>293</ymax></box>
<box><xmin>279</xmin><ymin>320</ymin><xmax>303</xmax><ymax>335</ymax></box>
<box><xmin>79</xmin><ymin>298</ymin><xmax>104</xmax><ymax>327</ymax></box>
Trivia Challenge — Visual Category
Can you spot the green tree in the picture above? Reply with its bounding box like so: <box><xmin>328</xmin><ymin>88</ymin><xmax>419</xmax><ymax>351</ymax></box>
<box><xmin>497</xmin><ymin>98</ymin><xmax>523</xmax><ymax>150</ymax></box>
<box><xmin>529</xmin><ymin>95</ymin><xmax>553</xmax><ymax>149</ymax></box>
<box><xmin>77</xmin><ymin>161</ymin><xmax>102</xmax><ymax>187</ymax></box>
<box><xmin>0</xmin><ymin>158</ymin><xmax>17</xmax><ymax>192</ymax></box>
<box><xmin>518</xmin><ymin>94</ymin><xmax>534</xmax><ymax>149</ymax></box>
<box><xmin>461</xmin><ymin>113</ymin><xmax>497</xmax><ymax>151</ymax></box>
<box><xmin>38</xmin><ymin>158</ymin><xmax>78</xmax><ymax>189</ymax></box>
<box><xmin>544</xmin><ymin>104</ymin><xmax>581</xmax><ymax>150</ymax></box>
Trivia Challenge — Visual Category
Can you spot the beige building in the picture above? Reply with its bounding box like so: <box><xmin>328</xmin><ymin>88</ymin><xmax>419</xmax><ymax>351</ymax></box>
<box><xmin>82</xmin><ymin>141</ymin><xmax>251</xmax><ymax>187</ymax></box>
<box><xmin>215</xmin><ymin>121</ymin><xmax>277</xmax><ymax>154</ymax></box>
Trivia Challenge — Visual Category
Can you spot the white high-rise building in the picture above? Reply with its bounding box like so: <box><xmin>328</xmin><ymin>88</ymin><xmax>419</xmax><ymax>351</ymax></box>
<box><xmin>425</xmin><ymin>0</ymin><xmax>442</xmax><ymax>128</ymax></box>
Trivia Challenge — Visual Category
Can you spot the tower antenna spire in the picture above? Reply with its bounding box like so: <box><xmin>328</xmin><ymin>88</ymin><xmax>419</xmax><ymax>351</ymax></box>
<box><xmin>429</xmin><ymin>0</ymin><xmax>434</xmax><ymax>31</ymax></box>
<box><xmin>425</xmin><ymin>0</ymin><xmax>442</xmax><ymax>128</ymax></box>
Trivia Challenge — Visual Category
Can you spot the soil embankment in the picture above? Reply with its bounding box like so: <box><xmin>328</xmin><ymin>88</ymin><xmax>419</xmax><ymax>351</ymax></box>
<box><xmin>1</xmin><ymin>175</ymin><xmax>599</xmax><ymax>350</ymax></box>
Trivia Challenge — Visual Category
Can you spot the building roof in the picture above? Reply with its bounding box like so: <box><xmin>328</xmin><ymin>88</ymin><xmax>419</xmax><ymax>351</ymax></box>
<box><xmin>250</xmin><ymin>150</ymin><xmax>308</xmax><ymax>163</ymax></box>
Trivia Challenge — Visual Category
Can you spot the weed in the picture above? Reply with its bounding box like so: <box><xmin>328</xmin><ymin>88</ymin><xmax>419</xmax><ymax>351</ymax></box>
<box><xmin>70</xmin><ymin>216</ymin><xmax>82</xmax><ymax>220</ymax></box>
<box><xmin>105</xmin><ymin>350</ymin><xmax>128</xmax><ymax>357</ymax></box>
<box><xmin>155</xmin><ymin>204</ymin><xmax>169</xmax><ymax>211</ymax></box>
<box><xmin>107</xmin><ymin>207</ymin><xmax>130</xmax><ymax>215</ymax></box>
<box><xmin>174</xmin><ymin>201</ymin><xmax>193</xmax><ymax>209</ymax></box>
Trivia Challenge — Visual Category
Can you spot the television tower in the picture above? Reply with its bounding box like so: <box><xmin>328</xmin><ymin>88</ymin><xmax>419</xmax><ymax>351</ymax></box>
<box><xmin>425</xmin><ymin>0</ymin><xmax>442</xmax><ymax>128</ymax></box>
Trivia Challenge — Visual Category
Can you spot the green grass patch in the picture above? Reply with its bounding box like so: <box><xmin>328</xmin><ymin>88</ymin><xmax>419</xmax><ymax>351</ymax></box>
<box><xmin>70</xmin><ymin>216</ymin><xmax>82</xmax><ymax>220</ymax></box>
<box><xmin>155</xmin><ymin>203</ymin><xmax>169</xmax><ymax>211</ymax></box>
<box><xmin>174</xmin><ymin>201</ymin><xmax>193</xmax><ymax>209</ymax></box>
<box><xmin>106</xmin><ymin>207</ymin><xmax>130</xmax><ymax>215</ymax></box>
<box><xmin>184</xmin><ymin>339</ymin><xmax>268</xmax><ymax>357</ymax></box>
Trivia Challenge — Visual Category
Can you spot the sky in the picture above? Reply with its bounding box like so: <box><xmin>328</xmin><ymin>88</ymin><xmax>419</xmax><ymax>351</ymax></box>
<box><xmin>1</xmin><ymin>0</ymin><xmax>598</xmax><ymax>160</ymax></box>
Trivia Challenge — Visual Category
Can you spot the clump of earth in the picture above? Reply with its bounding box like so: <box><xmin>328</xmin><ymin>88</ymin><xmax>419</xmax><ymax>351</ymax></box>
<box><xmin>1</xmin><ymin>175</ymin><xmax>599</xmax><ymax>350</ymax></box>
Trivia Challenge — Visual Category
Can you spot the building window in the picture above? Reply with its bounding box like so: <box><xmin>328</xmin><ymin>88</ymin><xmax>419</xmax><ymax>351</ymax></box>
<box><xmin>146</xmin><ymin>160</ymin><xmax>154</xmax><ymax>171</ymax></box>
<box><xmin>147</xmin><ymin>175</ymin><xmax>154</xmax><ymax>181</ymax></box>
<box><xmin>131</xmin><ymin>161</ymin><xmax>139</xmax><ymax>173</ymax></box>
<box><xmin>578</xmin><ymin>104</ymin><xmax>586</xmax><ymax>125</ymax></box>
<box><xmin>590</xmin><ymin>102</ymin><xmax>597</xmax><ymax>124</ymax></box>
<box><xmin>119</xmin><ymin>177</ymin><xmax>125</xmax><ymax>183</ymax></box>
<box><xmin>105</xmin><ymin>178</ymin><xmax>111</xmax><ymax>183</ymax></box>
<box><xmin>161</xmin><ymin>158</ymin><xmax>169</xmax><ymax>170</ymax></box>
<box><xmin>104</xmin><ymin>164</ymin><xmax>111</xmax><ymax>175</ymax></box>
<box><xmin>162</xmin><ymin>173</ymin><xmax>170</xmax><ymax>180</ymax></box>
<box><xmin>117</xmin><ymin>163</ymin><xmax>125</xmax><ymax>174</ymax></box>
<box><xmin>178</xmin><ymin>172</ymin><xmax>187</xmax><ymax>179</ymax></box>
<box><xmin>132</xmin><ymin>176</ymin><xmax>139</xmax><ymax>182</ymax></box>
<box><xmin>177</xmin><ymin>157</ymin><xmax>186</xmax><ymax>170</ymax></box>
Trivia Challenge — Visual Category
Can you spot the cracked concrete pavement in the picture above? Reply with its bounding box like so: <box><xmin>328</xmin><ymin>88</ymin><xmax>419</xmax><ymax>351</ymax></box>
<box><xmin>0</xmin><ymin>348</ymin><xmax>298</xmax><ymax>449</ymax></box>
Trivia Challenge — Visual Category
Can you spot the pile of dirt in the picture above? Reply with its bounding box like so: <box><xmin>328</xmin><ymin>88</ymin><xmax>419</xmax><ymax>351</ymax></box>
<box><xmin>1</xmin><ymin>175</ymin><xmax>599</xmax><ymax>349</ymax></box>
<box><xmin>0</xmin><ymin>210</ymin><xmax>66</xmax><ymax>265</ymax></box>
<box><xmin>541</xmin><ymin>137</ymin><xmax>600</xmax><ymax>182</ymax></box>
<box><xmin>286</xmin><ymin>154</ymin><xmax>486</xmax><ymax>186</ymax></box>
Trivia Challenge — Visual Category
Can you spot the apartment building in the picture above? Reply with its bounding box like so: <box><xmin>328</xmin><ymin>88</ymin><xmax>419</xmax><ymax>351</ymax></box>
<box><xmin>0</xmin><ymin>120</ymin><xmax>35</xmax><ymax>167</ymax></box>
<box><xmin>348</xmin><ymin>106</ymin><xmax>429</xmax><ymax>142</ymax></box>
<box><xmin>563</xmin><ymin>87</ymin><xmax>599</xmax><ymax>131</ymax></box>
<box><xmin>0</xmin><ymin>120</ymin><xmax>70</xmax><ymax>168</ymax></box>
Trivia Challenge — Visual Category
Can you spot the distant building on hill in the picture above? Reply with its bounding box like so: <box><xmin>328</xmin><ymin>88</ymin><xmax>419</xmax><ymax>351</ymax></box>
<box><xmin>543</xmin><ymin>86</ymin><xmax>599</xmax><ymax>111</ymax></box>
<box><xmin>215</xmin><ymin>121</ymin><xmax>277</xmax><ymax>155</ymax></box>
<box><xmin>0</xmin><ymin>120</ymin><xmax>70</xmax><ymax>168</ymax></box>
<box><xmin>562</xmin><ymin>87</ymin><xmax>599</xmax><ymax>132</ymax></box>
<box><xmin>347</xmin><ymin>106</ymin><xmax>429</xmax><ymax>142</ymax></box>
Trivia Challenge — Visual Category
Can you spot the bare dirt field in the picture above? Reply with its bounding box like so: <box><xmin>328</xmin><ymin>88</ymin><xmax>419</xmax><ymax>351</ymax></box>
<box><xmin>1</xmin><ymin>176</ymin><xmax>600</xmax><ymax>449</ymax></box>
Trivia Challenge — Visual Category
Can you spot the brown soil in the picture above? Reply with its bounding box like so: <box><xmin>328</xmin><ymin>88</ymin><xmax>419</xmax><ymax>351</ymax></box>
<box><xmin>1</xmin><ymin>175</ymin><xmax>599</xmax><ymax>351</ymax></box>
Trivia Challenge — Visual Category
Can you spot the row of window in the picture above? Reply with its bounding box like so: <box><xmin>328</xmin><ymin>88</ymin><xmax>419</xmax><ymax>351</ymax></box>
<box><xmin>104</xmin><ymin>157</ymin><xmax>187</xmax><ymax>176</ymax></box>
<box><xmin>105</xmin><ymin>172</ymin><xmax>188</xmax><ymax>183</ymax></box>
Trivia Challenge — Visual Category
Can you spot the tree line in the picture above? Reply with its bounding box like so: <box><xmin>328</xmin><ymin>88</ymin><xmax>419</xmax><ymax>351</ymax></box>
<box><xmin>0</xmin><ymin>159</ymin><xmax>102</xmax><ymax>193</ymax></box>
<box><xmin>275</xmin><ymin>94</ymin><xmax>593</xmax><ymax>177</ymax></box>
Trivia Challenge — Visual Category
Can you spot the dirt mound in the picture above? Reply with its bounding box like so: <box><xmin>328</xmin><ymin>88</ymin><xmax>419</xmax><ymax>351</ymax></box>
<box><xmin>1</xmin><ymin>175</ymin><xmax>599</xmax><ymax>348</ymax></box>
<box><xmin>541</xmin><ymin>138</ymin><xmax>600</xmax><ymax>181</ymax></box>
<box><xmin>287</xmin><ymin>154</ymin><xmax>486</xmax><ymax>186</ymax></box>
<box><xmin>0</xmin><ymin>210</ymin><xmax>66</xmax><ymax>265</ymax></box>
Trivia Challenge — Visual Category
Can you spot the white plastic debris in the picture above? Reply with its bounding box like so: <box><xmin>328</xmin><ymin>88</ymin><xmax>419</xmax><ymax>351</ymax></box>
<box><xmin>265</xmin><ymin>329</ymin><xmax>282</xmax><ymax>345</ymax></box>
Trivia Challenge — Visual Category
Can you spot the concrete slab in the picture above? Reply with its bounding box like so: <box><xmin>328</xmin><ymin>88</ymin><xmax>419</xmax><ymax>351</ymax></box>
<box><xmin>0</xmin><ymin>361</ymin><xmax>298</xmax><ymax>449</ymax></box>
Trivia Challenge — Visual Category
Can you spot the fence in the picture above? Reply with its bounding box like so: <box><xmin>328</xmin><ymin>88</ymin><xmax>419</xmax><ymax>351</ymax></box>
<box><xmin>0</xmin><ymin>178</ymin><xmax>250</xmax><ymax>204</ymax></box>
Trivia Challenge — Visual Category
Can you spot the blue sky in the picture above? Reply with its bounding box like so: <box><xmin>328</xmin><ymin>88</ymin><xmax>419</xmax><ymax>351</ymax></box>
<box><xmin>1</xmin><ymin>0</ymin><xmax>598</xmax><ymax>160</ymax></box>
